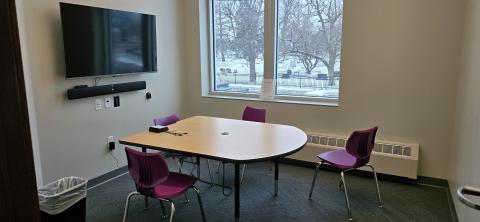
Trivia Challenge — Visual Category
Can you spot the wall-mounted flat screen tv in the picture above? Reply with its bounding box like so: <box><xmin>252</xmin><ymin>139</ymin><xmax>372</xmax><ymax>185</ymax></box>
<box><xmin>60</xmin><ymin>3</ymin><xmax>157</xmax><ymax>78</ymax></box>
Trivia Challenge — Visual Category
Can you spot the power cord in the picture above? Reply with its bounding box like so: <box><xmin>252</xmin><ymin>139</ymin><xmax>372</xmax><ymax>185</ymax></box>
<box><xmin>110</xmin><ymin>151</ymin><xmax>119</xmax><ymax>168</ymax></box>
<box><xmin>93</xmin><ymin>77</ymin><xmax>101</xmax><ymax>86</ymax></box>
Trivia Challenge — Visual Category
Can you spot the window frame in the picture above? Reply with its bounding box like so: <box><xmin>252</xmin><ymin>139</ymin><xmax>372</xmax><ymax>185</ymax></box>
<box><xmin>204</xmin><ymin>0</ymin><xmax>341</xmax><ymax>106</ymax></box>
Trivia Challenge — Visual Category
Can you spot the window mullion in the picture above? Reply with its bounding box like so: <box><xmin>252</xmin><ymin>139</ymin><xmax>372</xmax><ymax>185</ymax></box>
<box><xmin>263</xmin><ymin>0</ymin><xmax>277</xmax><ymax>81</ymax></box>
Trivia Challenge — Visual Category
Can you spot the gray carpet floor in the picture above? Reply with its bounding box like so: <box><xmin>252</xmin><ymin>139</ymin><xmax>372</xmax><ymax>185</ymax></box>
<box><xmin>87</xmin><ymin>160</ymin><xmax>455</xmax><ymax>222</ymax></box>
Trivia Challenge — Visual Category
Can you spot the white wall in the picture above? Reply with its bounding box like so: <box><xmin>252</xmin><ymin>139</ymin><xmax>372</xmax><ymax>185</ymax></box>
<box><xmin>181</xmin><ymin>0</ymin><xmax>465</xmax><ymax>179</ymax></box>
<box><xmin>449</xmin><ymin>0</ymin><xmax>480</xmax><ymax>221</ymax></box>
<box><xmin>17</xmin><ymin>0</ymin><xmax>185</xmax><ymax>184</ymax></box>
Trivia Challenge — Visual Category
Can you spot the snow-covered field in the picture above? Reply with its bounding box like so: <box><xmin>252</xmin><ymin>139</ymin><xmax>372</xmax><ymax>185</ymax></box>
<box><xmin>214</xmin><ymin>56</ymin><xmax>340</xmax><ymax>98</ymax></box>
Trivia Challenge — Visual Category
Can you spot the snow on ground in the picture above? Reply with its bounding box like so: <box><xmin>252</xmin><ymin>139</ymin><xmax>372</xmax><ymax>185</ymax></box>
<box><xmin>215</xmin><ymin>56</ymin><xmax>340</xmax><ymax>77</ymax></box>
<box><xmin>214</xmin><ymin>56</ymin><xmax>340</xmax><ymax>98</ymax></box>
<box><xmin>219</xmin><ymin>83</ymin><xmax>339</xmax><ymax>98</ymax></box>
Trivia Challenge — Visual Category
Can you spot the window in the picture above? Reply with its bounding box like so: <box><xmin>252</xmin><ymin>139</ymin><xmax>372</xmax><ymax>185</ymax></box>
<box><xmin>212</xmin><ymin>0</ymin><xmax>265</xmax><ymax>94</ymax></box>
<box><xmin>209</xmin><ymin>0</ymin><xmax>343</xmax><ymax>103</ymax></box>
<box><xmin>277</xmin><ymin>0</ymin><xmax>342</xmax><ymax>99</ymax></box>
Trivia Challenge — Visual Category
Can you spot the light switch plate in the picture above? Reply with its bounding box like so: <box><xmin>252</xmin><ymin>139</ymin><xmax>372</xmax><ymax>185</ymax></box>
<box><xmin>105</xmin><ymin>97</ymin><xmax>113</xmax><ymax>109</ymax></box>
<box><xmin>95</xmin><ymin>98</ymin><xmax>102</xmax><ymax>111</ymax></box>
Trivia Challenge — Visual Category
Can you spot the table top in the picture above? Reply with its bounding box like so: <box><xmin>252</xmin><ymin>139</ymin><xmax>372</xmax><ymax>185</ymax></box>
<box><xmin>119</xmin><ymin>116</ymin><xmax>307</xmax><ymax>163</ymax></box>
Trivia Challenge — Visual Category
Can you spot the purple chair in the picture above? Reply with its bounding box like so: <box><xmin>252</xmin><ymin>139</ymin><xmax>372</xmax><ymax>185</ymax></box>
<box><xmin>155</xmin><ymin>114</ymin><xmax>213</xmax><ymax>188</ymax></box>
<box><xmin>154</xmin><ymin>114</ymin><xmax>180</xmax><ymax>126</ymax></box>
<box><xmin>153</xmin><ymin>114</ymin><xmax>190</xmax><ymax>173</ymax></box>
<box><xmin>308</xmin><ymin>127</ymin><xmax>382</xmax><ymax>221</ymax></box>
<box><xmin>242</xmin><ymin>106</ymin><xmax>266</xmax><ymax>123</ymax></box>
<box><xmin>239</xmin><ymin>106</ymin><xmax>266</xmax><ymax>181</ymax></box>
<box><xmin>123</xmin><ymin>147</ymin><xmax>206</xmax><ymax>222</ymax></box>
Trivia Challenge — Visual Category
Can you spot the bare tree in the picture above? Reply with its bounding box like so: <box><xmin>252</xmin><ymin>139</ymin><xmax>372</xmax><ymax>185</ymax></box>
<box><xmin>308</xmin><ymin>0</ymin><xmax>342</xmax><ymax>85</ymax></box>
<box><xmin>233</xmin><ymin>0</ymin><xmax>264</xmax><ymax>83</ymax></box>
<box><xmin>279</xmin><ymin>0</ymin><xmax>297</xmax><ymax>44</ymax></box>
<box><xmin>222</xmin><ymin>0</ymin><xmax>239</xmax><ymax>41</ymax></box>
<box><xmin>215</xmin><ymin>1</ymin><xmax>226</xmax><ymax>62</ymax></box>
<box><xmin>281</xmin><ymin>1</ymin><xmax>321</xmax><ymax>74</ymax></box>
<box><xmin>280</xmin><ymin>0</ymin><xmax>343</xmax><ymax>86</ymax></box>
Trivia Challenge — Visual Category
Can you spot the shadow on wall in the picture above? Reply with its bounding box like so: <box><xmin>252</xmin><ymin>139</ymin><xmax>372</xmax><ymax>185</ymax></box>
<box><xmin>48</xmin><ymin>7</ymin><xmax>69</xmax><ymax>102</ymax></box>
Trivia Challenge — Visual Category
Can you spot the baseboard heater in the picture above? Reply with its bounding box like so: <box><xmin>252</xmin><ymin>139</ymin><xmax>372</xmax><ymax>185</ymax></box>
<box><xmin>67</xmin><ymin>81</ymin><xmax>146</xmax><ymax>100</ymax></box>
<box><xmin>287</xmin><ymin>132</ymin><xmax>419</xmax><ymax>179</ymax></box>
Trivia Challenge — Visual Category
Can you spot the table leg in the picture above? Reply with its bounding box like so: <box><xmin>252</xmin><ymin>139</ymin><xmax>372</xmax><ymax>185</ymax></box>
<box><xmin>274</xmin><ymin>160</ymin><xmax>279</xmax><ymax>196</ymax></box>
<box><xmin>235</xmin><ymin>163</ymin><xmax>240</xmax><ymax>219</ymax></box>
<box><xmin>196</xmin><ymin>157</ymin><xmax>201</xmax><ymax>178</ymax></box>
<box><xmin>142</xmin><ymin>147</ymin><xmax>148</xmax><ymax>207</ymax></box>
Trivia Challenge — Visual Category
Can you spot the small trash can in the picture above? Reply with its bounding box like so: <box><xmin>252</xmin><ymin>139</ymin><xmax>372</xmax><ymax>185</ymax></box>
<box><xmin>38</xmin><ymin>176</ymin><xmax>87</xmax><ymax>222</ymax></box>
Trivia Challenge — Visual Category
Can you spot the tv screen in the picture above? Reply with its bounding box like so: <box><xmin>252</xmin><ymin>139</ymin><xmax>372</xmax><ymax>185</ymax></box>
<box><xmin>60</xmin><ymin>3</ymin><xmax>157</xmax><ymax>78</ymax></box>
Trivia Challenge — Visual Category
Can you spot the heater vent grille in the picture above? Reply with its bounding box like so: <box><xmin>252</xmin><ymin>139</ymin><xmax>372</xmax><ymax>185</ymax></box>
<box><xmin>295</xmin><ymin>132</ymin><xmax>419</xmax><ymax>178</ymax></box>
<box><xmin>307</xmin><ymin>134</ymin><xmax>414</xmax><ymax>157</ymax></box>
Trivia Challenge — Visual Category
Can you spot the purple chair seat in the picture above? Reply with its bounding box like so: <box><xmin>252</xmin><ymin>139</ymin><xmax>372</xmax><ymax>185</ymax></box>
<box><xmin>318</xmin><ymin>150</ymin><xmax>356</xmax><ymax>170</ymax></box>
<box><xmin>153</xmin><ymin>173</ymin><xmax>197</xmax><ymax>199</ymax></box>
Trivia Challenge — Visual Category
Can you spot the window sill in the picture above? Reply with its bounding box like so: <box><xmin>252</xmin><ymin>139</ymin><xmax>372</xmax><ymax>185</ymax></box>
<box><xmin>203</xmin><ymin>92</ymin><xmax>339</xmax><ymax>107</ymax></box>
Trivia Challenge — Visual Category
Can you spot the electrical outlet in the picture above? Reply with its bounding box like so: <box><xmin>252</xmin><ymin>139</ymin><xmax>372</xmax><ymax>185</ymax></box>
<box><xmin>95</xmin><ymin>99</ymin><xmax>102</xmax><ymax>110</ymax></box>
<box><xmin>107</xmin><ymin>136</ymin><xmax>115</xmax><ymax>151</ymax></box>
<box><xmin>105</xmin><ymin>97</ymin><xmax>113</xmax><ymax>109</ymax></box>
<box><xmin>114</xmin><ymin>96</ymin><xmax>120</xmax><ymax>107</ymax></box>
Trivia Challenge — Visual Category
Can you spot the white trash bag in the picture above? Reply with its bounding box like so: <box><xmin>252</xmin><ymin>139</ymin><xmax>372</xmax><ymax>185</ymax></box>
<box><xmin>38</xmin><ymin>176</ymin><xmax>87</xmax><ymax>215</ymax></box>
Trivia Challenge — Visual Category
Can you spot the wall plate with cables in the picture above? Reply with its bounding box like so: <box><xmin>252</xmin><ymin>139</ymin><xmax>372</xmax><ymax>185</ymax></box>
<box><xmin>107</xmin><ymin>136</ymin><xmax>115</xmax><ymax>150</ymax></box>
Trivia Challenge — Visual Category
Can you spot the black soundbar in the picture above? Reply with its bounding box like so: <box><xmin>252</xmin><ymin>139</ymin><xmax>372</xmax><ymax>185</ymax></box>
<box><xmin>67</xmin><ymin>81</ymin><xmax>146</xmax><ymax>100</ymax></box>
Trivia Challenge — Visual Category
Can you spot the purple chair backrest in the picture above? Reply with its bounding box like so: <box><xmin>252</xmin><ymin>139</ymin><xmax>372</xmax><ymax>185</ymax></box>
<box><xmin>125</xmin><ymin>147</ymin><xmax>169</xmax><ymax>190</ymax></box>
<box><xmin>242</xmin><ymin>106</ymin><xmax>266</xmax><ymax>123</ymax></box>
<box><xmin>345</xmin><ymin>127</ymin><xmax>378</xmax><ymax>167</ymax></box>
<box><xmin>154</xmin><ymin>114</ymin><xmax>180</xmax><ymax>126</ymax></box>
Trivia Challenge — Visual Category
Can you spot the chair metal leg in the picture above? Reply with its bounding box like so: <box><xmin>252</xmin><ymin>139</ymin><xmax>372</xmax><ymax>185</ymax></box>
<box><xmin>168</xmin><ymin>200</ymin><xmax>175</xmax><ymax>222</ymax></box>
<box><xmin>222</xmin><ymin>162</ymin><xmax>229</xmax><ymax>196</ymax></box>
<box><xmin>309</xmin><ymin>162</ymin><xmax>322</xmax><ymax>199</ymax></box>
<box><xmin>240</xmin><ymin>164</ymin><xmax>246</xmax><ymax>184</ymax></box>
<box><xmin>159</xmin><ymin>200</ymin><xmax>168</xmax><ymax>218</ymax></box>
<box><xmin>122</xmin><ymin>191</ymin><xmax>140</xmax><ymax>222</ymax></box>
<box><xmin>185</xmin><ymin>192</ymin><xmax>190</xmax><ymax>203</ymax></box>
<box><xmin>234</xmin><ymin>163</ymin><xmax>240</xmax><ymax>218</ymax></box>
<box><xmin>193</xmin><ymin>186</ymin><xmax>207</xmax><ymax>222</ymax></box>
<box><xmin>206</xmin><ymin>160</ymin><xmax>215</xmax><ymax>186</ymax></box>
<box><xmin>338</xmin><ymin>179</ymin><xmax>344</xmax><ymax>190</ymax></box>
<box><xmin>274</xmin><ymin>160</ymin><xmax>279</xmax><ymax>196</ymax></box>
<box><xmin>340</xmin><ymin>171</ymin><xmax>353</xmax><ymax>221</ymax></box>
<box><xmin>144</xmin><ymin>196</ymin><xmax>149</xmax><ymax>209</ymax></box>
<box><xmin>366</xmin><ymin>164</ymin><xmax>383</xmax><ymax>207</ymax></box>
<box><xmin>178</xmin><ymin>159</ymin><xmax>183</xmax><ymax>173</ymax></box>
<box><xmin>195</xmin><ymin>157</ymin><xmax>201</xmax><ymax>177</ymax></box>
<box><xmin>216</xmin><ymin>161</ymin><xmax>221</xmax><ymax>174</ymax></box>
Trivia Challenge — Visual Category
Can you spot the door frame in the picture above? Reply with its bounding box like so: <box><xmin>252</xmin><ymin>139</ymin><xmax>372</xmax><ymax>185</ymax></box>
<box><xmin>0</xmin><ymin>0</ymin><xmax>40</xmax><ymax>221</ymax></box>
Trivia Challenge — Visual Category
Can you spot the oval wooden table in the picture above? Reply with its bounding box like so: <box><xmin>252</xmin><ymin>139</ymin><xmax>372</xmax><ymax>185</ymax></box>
<box><xmin>120</xmin><ymin>116</ymin><xmax>308</xmax><ymax>220</ymax></box>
